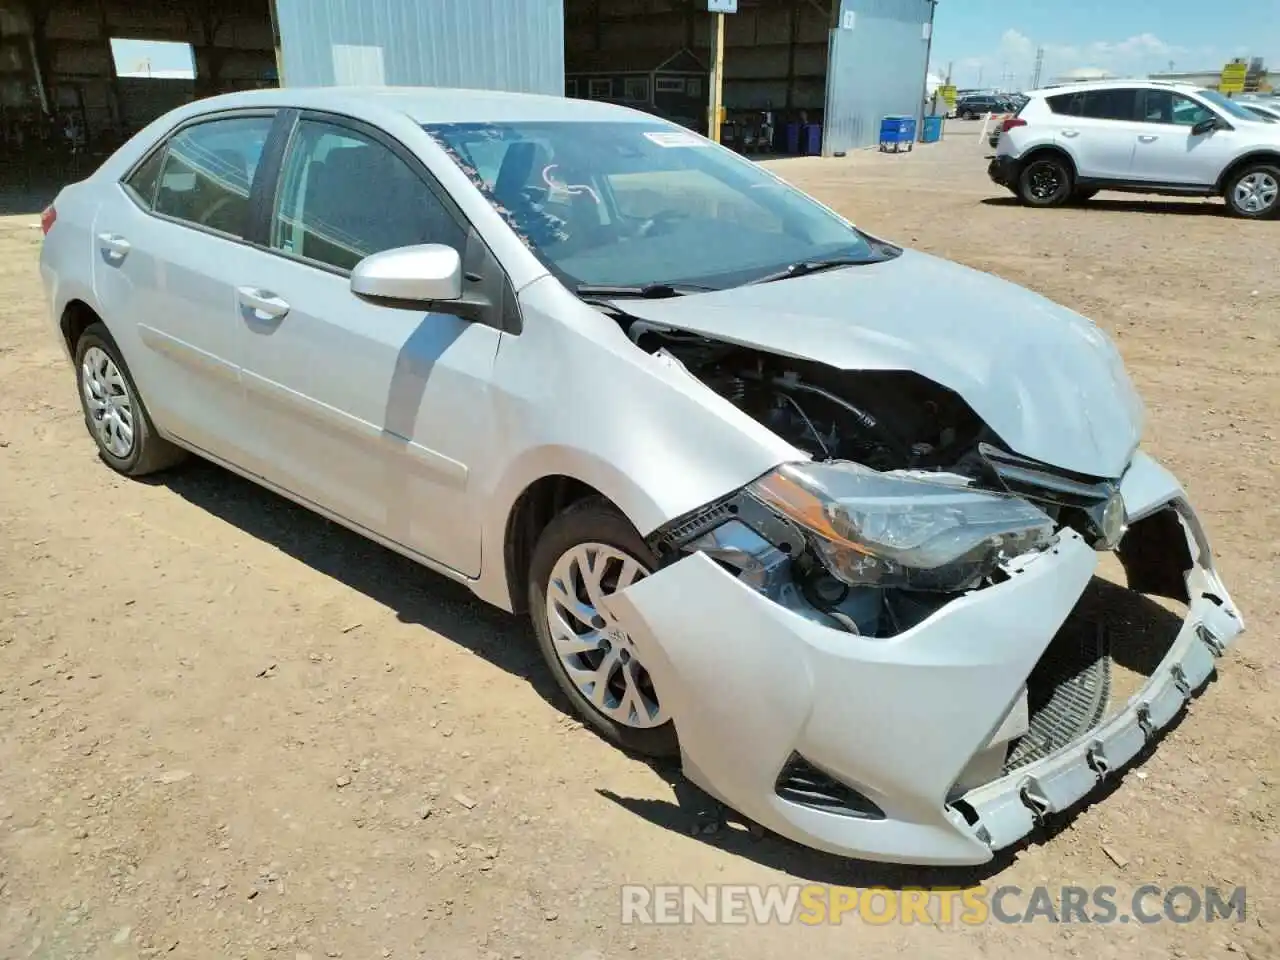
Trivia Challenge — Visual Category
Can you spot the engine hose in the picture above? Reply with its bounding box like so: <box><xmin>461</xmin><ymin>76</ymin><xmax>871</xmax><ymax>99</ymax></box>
<box><xmin>759</xmin><ymin>374</ymin><xmax>914</xmax><ymax>462</ymax></box>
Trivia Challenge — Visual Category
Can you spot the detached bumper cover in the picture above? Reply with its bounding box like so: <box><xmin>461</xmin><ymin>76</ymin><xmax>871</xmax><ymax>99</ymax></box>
<box><xmin>604</xmin><ymin>452</ymin><xmax>1243</xmax><ymax>866</ymax></box>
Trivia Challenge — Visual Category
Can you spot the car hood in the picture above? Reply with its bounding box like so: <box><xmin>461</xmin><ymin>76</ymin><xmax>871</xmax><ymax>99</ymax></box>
<box><xmin>613</xmin><ymin>249</ymin><xmax>1144</xmax><ymax>478</ymax></box>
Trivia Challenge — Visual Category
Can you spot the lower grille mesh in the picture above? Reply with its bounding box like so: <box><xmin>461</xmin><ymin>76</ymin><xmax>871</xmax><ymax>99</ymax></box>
<box><xmin>1004</xmin><ymin>622</ymin><xmax>1111</xmax><ymax>773</ymax></box>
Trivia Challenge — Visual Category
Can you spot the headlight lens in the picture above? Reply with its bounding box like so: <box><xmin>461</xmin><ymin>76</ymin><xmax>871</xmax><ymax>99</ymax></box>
<box><xmin>748</xmin><ymin>462</ymin><xmax>1057</xmax><ymax>592</ymax></box>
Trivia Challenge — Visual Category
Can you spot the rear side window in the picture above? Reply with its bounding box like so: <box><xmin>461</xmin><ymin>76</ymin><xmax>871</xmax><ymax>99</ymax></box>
<box><xmin>1078</xmin><ymin>89</ymin><xmax>1139</xmax><ymax>122</ymax></box>
<box><xmin>123</xmin><ymin>148</ymin><xmax>165</xmax><ymax>209</ymax></box>
<box><xmin>1047</xmin><ymin>92</ymin><xmax>1081</xmax><ymax>115</ymax></box>
<box><xmin>153</xmin><ymin>115</ymin><xmax>275</xmax><ymax>239</ymax></box>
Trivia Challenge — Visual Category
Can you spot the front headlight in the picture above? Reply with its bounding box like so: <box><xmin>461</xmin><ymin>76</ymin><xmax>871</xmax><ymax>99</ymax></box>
<box><xmin>748</xmin><ymin>462</ymin><xmax>1057</xmax><ymax>592</ymax></box>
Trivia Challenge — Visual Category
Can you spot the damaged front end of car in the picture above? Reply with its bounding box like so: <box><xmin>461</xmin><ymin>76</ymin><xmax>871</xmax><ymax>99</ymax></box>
<box><xmin>599</xmin><ymin>325</ymin><xmax>1245</xmax><ymax>866</ymax></box>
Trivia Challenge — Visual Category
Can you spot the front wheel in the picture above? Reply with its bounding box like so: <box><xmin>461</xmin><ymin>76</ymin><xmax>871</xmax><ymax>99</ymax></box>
<box><xmin>1224</xmin><ymin>163</ymin><xmax>1280</xmax><ymax>219</ymax></box>
<box><xmin>528</xmin><ymin>498</ymin><xmax>679</xmax><ymax>758</ymax></box>
<box><xmin>1017</xmin><ymin>155</ymin><xmax>1073</xmax><ymax>208</ymax></box>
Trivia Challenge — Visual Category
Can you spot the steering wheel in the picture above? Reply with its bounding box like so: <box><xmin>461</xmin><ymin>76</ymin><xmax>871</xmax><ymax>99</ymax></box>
<box><xmin>198</xmin><ymin>195</ymin><xmax>239</xmax><ymax>231</ymax></box>
<box><xmin>634</xmin><ymin>209</ymin><xmax>688</xmax><ymax>238</ymax></box>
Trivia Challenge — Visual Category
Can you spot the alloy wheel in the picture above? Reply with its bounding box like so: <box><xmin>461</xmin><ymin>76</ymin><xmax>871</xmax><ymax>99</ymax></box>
<box><xmin>1027</xmin><ymin>161</ymin><xmax>1064</xmax><ymax>202</ymax></box>
<box><xmin>81</xmin><ymin>346</ymin><xmax>135</xmax><ymax>459</ymax></box>
<box><xmin>544</xmin><ymin>542</ymin><xmax>666</xmax><ymax>729</ymax></box>
<box><xmin>1233</xmin><ymin>172</ymin><xmax>1278</xmax><ymax>214</ymax></box>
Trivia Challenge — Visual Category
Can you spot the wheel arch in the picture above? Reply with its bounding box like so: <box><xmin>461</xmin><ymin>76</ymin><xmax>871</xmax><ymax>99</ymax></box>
<box><xmin>1019</xmin><ymin>144</ymin><xmax>1078</xmax><ymax>180</ymax></box>
<box><xmin>60</xmin><ymin>298</ymin><xmax>104</xmax><ymax>357</ymax></box>
<box><xmin>1216</xmin><ymin>151</ymin><xmax>1280</xmax><ymax>193</ymax></box>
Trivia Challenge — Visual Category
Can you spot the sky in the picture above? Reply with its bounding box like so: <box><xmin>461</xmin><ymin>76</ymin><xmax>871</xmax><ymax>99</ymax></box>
<box><xmin>109</xmin><ymin>37</ymin><xmax>195</xmax><ymax>79</ymax></box>
<box><xmin>929</xmin><ymin>0</ymin><xmax>1280</xmax><ymax>89</ymax></box>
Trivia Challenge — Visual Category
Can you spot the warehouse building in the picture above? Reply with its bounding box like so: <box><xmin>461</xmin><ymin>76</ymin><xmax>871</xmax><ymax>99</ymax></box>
<box><xmin>0</xmin><ymin>0</ymin><xmax>935</xmax><ymax>180</ymax></box>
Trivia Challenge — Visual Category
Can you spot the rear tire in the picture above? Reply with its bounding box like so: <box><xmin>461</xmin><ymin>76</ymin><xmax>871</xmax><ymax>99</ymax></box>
<box><xmin>73</xmin><ymin>322</ymin><xmax>186</xmax><ymax>477</ymax></box>
<box><xmin>1017</xmin><ymin>154</ymin><xmax>1073</xmax><ymax>208</ymax></box>
<box><xmin>1224</xmin><ymin>162</ymin><xmax>1280</xmax><ymax>219</ymax></box>
<box><xmin>528</xmin><ymin>497</ymin><xmax>679</xmax><ymax>758</ymax></box>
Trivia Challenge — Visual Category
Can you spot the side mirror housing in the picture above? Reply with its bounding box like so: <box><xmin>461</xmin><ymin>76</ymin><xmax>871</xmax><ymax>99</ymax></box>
<box><xmin>1192</xmin><ymin>117</ymin><xmax>1220</xmax><ymax>136</ymax></box>
<box><xmin>350</xmin><ymin>244</ymin><xmax>463</xmax><ymax>304</ymax></box>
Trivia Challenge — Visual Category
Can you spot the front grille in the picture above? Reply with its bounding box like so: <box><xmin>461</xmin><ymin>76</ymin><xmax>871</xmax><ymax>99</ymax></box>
<box><xmin>1004</xmin><ymin>621</ymin><xmax>1111</xmax><ymax>773</ymax></box>
<box><xmin>775</xmin><ymin>754</ymin><xmax>885</xmax><ymax>819</ymax></box>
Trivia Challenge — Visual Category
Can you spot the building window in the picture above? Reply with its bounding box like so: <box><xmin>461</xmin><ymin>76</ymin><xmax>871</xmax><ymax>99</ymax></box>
<box><xmin>588</xmin><ymin>78</ymin><xmax>613</xmax><ymax>99</ymax></box>
<box><xmin>686</xmin><ymin>77</ymin><xmax>702</xmax><ymax>97</ymax></box>
<box><xmin>623</xmin><ymin>77</ymin><xmax>650</xmax><ymax>101</ymax></box>
<box><xmin>565</xmin><ymin>78</ymin><xmax>579</xmax><ymax>97</ymax></box>
<box><xmin>655</xmin><ymin>76</ymin><xmax>686</xmax><ymax>94</ymax></box>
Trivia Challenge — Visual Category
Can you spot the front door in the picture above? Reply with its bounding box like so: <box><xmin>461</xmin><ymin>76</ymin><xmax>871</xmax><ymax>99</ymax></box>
<box><xmin>1129</xmin><ymin>89</ymin><xmax>1237</xmax><ymax>186</ymax></box>
<box><xmin>235</xmin><ymin>114</ymin><xmax>501</xmax><ymax>577</ymax></box>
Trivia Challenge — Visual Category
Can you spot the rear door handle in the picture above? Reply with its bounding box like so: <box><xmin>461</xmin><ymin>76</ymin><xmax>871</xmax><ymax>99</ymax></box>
<box><xmin>236</xmin><ymin>287</ymin><xmax>290</xmax><ymax>321</ymax></box>
<box><xmin>1060</xmin><ymin>129</ymin><xmax>1080</xmax><ymax>138</ymax></box>
<box><xmin>97</xmin><ymin>232</ymin><xmax>131</xmax><ymax>261</ymax></box>
<box><xmin>1138</xmin><ymin>135</ymin><xmax>1159</xmax><ymax>143</ymax></box>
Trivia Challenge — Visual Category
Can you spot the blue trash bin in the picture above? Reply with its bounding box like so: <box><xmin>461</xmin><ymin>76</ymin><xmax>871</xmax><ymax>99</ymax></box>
<box><xmin>784</xmin><ymin>122</ymin><xmax>802</xmax><ymax>154</ymax></box>
<box><xmin>921</xmin><ymin>115</ymin><xmax>943</xmax><ymax>143</ymax></box>
<box><xmin>879</xmin><ymin>115</ymin><xmax>916</xmax><ymax>153</ymax></box>
<box><xmin>802</xmin><ymin>123</ymin><xmax>822</xmax><ymax>155</ymax></box>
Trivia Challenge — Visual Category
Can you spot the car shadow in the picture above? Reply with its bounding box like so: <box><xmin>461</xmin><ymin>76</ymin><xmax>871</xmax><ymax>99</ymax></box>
<box><xmin>980</xmin><ymin>195</ymin><xmax>1227</xmax><ymax>216</ymax></box>
<box><xmin>147</xmin><ymin>459</ymin><xmax>563</xmax><ymax>706</ymax></box>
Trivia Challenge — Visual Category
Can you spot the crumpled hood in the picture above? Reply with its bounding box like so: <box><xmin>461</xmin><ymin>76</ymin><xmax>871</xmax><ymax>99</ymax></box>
<box><xmin>616</xmin><ymin>249</ymin><xmax>1144</xmax><ymax>478</ymax></box>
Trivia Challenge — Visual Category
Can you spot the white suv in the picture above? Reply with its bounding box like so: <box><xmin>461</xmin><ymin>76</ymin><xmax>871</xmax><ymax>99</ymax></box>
<box><xmin>989</xmin><ymin>80</ymin><xmax>1280</xmax><ymax>219</ymax></box>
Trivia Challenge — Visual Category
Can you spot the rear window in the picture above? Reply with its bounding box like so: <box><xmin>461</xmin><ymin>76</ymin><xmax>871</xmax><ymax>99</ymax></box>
<box><xmin>1047</xmin><ymin>92</ymin><xmax>1079</xmax><ymax>115</ymax></box>
<box><xmin>1047</xmin><ymin>88</ymin><xmax>1139</xmax><ymax>121</ymax></box>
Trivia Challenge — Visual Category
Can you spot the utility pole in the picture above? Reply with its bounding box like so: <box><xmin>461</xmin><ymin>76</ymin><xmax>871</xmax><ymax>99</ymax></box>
<box><xmin>1031</xmin><ymin>46</ymin><xmax>1044</xmax><ymax>89</ymax></box>
<box><xmin>709</xmin><ymin>11</ymin><xmax>725</xmax><ymax>143</ymax></box>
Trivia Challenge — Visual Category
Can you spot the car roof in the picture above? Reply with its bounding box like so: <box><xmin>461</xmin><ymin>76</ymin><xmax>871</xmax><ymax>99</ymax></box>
<box><xmin>1027</xmin><ymin>79</ymin><xmax>1206</xmax><ymax>97</ymax></box>
<box><xmin>168</xmin><ymin>85</ymin><xmax>653</xmax><ymax>125</ymax></box>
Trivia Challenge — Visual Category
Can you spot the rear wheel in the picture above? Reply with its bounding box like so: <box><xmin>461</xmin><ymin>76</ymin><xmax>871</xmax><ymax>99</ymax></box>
<box><xmin>1224</xmin><ymin>163</ymin><xmax>1280</xmax><ymax>219</ymax></box>
<box><xmin>528</xmin><ymin>497</ymin><xmax>678</xmax><ymax>758</ymax></box>
<box><xmin>73</xmin><ymin>322</ymin><xmax>186</xmax><ymax>476</ymax></box>
<box><xmin>1017</xmin><ymin>155</ymin><xmax>1073</xmax><ymax>208</ymax></box>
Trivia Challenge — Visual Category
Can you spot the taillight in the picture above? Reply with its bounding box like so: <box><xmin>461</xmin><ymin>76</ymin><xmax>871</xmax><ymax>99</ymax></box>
<box><xmin>1002</xmin><ymin>117</ymin><xmax>1028</xmax><ymax>133</ymax></box>
<box><xmin>40</xmin><ymin>205</ymin><xmax>56</xmax><ymax>235</ymax></box>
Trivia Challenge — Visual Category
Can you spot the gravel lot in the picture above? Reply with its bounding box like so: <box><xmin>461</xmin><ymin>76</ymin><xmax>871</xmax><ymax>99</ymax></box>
<box><xmin>1</xmin><ymin>120</ymin><xmax>1277</xmax><ymax>960</ymax></box>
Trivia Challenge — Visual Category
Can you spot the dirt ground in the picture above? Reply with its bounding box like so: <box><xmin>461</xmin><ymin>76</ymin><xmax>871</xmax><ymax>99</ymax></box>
<box><xmin>1</xmin><ymin>121</ymin><xmax>1277</xmax><ymax>960</ymax></box>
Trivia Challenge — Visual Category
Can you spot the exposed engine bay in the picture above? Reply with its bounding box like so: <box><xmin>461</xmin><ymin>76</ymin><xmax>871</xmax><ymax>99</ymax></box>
<box><xmin>628</xmin><ymin>319</ymin><xmax>990</xmax><ymax>476</ymax></box>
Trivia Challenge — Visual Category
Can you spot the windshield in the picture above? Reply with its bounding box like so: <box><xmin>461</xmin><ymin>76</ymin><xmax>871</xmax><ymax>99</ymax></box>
<box><xmin>1197</xmin><ymin>88</ymin><xmax>1262</xmax><ymax>122</ymax></box>
<box><xmin>423</xmin><ymin>120</ymin><xmax>886</xmax><ymax>290</ymax></box>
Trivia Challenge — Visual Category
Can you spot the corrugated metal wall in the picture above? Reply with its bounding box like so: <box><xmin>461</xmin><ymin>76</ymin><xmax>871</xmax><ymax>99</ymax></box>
<box><xmin>823</xmin><ymin>0</ymin><xmax>934</xmax><ymax>154</ymax></box>
<box><xmin>273</xmin><ymin>0</ymin><xmax>563</xmax><ymax>95</ymax></box>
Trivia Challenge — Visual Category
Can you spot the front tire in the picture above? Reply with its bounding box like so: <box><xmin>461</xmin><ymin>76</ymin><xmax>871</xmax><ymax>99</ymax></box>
<box><xmin>528</xmin><ymin>497</ymin><xmax>678</xmax><ymax>758</ymax></box>
<box><xmin>1017</xmin><ymin>155</ymin><xmax>1073</xmax><ymax>208</ymax></box>
<box><xmin>1224</xmin><ymin>163</ymin><xmax>1280</xmax><ymax>219</ymax></box>
<box><xmin>73</xmin><ymin>322</ymin><xmax>186</xmax><ymax>476</ymax></box>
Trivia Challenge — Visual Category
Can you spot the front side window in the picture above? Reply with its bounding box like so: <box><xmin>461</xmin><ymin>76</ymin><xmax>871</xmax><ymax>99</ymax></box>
<box><xmin>424</xmin><ymin>120</ymin><xmax>888</xmax><ymax>290</ymax></box>
<box><xmin>271</xmin><ymin>119</ymin><xmax>465</xmax><ymax>272</ymax></box>
<box><xmin>1139</xmin><ymin>89</ymin><xmax>1216</xmax><ymax>127</ymax></box>
<box><xmin>153</xmin><ymin>115</ymin><xmax>274</xmax><ymax>238</ymax></box>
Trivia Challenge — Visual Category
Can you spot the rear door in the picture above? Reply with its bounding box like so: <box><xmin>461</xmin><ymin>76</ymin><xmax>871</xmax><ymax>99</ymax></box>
<box><xmin>1047</xmin><ymin>88</ymin><xmax>1140</xmax><ymax>180</ymax></box>
<box><xmin>91</xmin><ymin>111</ymin><xmax>278</xmax><ymax>460</ymax></box>
<box><xmin>233</xmin><ymin>112</ymin><xmax>504</xmax><ymax>577</ymax></box>
<box><xmin>1129</xmin><ymin>89</ymin><xmax>1237</xmax><ymax>186</ymax></box>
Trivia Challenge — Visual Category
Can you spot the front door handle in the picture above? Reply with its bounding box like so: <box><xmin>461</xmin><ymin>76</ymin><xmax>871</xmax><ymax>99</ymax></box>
<box><xmin>236</xmin><ymin>286</ymin><xmax>290</xmax><ymax>321</ymax></box>
<box><xmin>1060</xmin><ymin>129</ymin><xmax>1080</xmax><ymax>138</ymax></box>
<box><xmin>97</xmin><ymin>232</ymin><xmax>131</xmax><ymax>262</ymax></box>
<box><xmin>1138</xmin><ymin>135</ymin><xmax>1159</xmax><ymax>143</ymax></box>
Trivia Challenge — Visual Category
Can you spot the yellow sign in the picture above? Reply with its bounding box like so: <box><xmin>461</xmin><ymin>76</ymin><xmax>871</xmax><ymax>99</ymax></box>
<box><xmin>1220</xmin><ymin>61</ymin><xmax>1248</xmax><ymax>93</ymax></box>
<box><xmin>939</xmin><ymin>85</ymin><xmax>957</xmax><ymax>105</ymax></box>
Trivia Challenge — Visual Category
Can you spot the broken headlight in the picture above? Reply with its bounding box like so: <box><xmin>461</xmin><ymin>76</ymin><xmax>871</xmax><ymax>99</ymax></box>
<box><xmin>748</xmin><ymin>462</ymin><xmax>1057</xmax><ymax>592</ymax></box>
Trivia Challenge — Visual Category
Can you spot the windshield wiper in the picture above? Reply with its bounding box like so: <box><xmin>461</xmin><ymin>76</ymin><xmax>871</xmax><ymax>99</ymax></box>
<box><xmin>574</xmin><ymin>282</ymin><xmax>710</xmax><ymax>300</ymax></box>
<box><xmin>747</xmin><ymin>256</ymin><xmax>881</xmax><ymax>286</ymax></box>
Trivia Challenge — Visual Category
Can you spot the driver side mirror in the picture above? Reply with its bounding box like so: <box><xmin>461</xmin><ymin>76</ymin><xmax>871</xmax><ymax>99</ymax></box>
<box><xmin>1192</xmin><ymin>116</ymin><xmax>1220</xmax><ymax>137</ymax></box>
<box><xmin>350</xmin><ymin>244</ymin><xmax>463</xmax><ymax>304</ymax></box>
